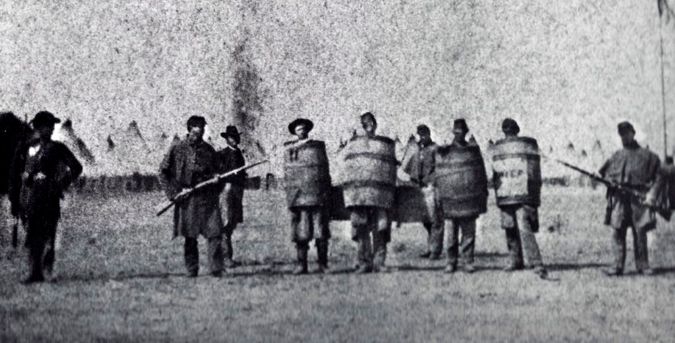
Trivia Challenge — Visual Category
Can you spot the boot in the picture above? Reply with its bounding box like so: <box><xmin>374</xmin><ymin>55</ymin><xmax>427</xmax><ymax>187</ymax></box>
<box><xmin>293</xmin><ymin>247</ymin><xmax>308</xmax><ymax>275</ymax></box>
<box><xmin>444</xmin><ymin>263</ymin><xmax>457</xmax><ymax>274</ymax></box>
<box><xmin>603</xmin><ymin>267</ymin><xmax>623</xmax><ymax>277</ymax></box>
<box><xmin>354</xmin><ymin>264</ymin><xmax>372</xmax><ymax>274</ymax></box>
<box><xmin>24</xmin><ymin>242</ymin><xmax>46</xmax><ymax>284</ymax></box>
<box><xmin>503</xmin><ymin>264</ymin><xmax>524</xmax><ymax>272</ymax></box>
<box><xmin>316</xmin><ymin>240</ymin><xmax>329</xmax><ymax>274</ymax></box>
<box><xmin>533</xmin><ymin>265</ymin><xmax>548</xmax><ymax>279</ymax></box>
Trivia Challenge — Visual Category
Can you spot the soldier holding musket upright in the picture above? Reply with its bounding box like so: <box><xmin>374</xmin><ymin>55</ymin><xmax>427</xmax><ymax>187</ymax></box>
<box><xmin>159</xmin><ymin>116</ymin><xmax>225</xmax><ymax>277</ymax></box>
<box><xmin>9</xmin><ymin>111</ymin><xmax>83</xmax><ymax>283</ymax></box>
<box><xmin>599</xmin><ymin>121</ymin><xmax>660</xmax><ymax>276</ymax></box>
<box><xmin>341</xmin><ymin>112</ymin><xmax>396</xmax><ymax>273</ymax></box>
<box><xmin>283</xmin><ymin>118</ymin><xmax>331</xmax><ymax>274</ymax></box>
<box><xmin>434</xmin><ymin>119</ymin><xmax>488</xmax><ymax>273</ymax></box>
<box><xmin>491</xmin><ymin>118</ymin><xmax>547</xmax><ymax>278</ymax></box>
<box><xmin>402</xmin><ymin>124</ymin><xmax>443</xmax><ymax>259</ymax></box>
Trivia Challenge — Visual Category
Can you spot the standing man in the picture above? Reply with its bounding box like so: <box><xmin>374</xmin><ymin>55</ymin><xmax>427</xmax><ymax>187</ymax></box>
<box><xmin>9</xmin><ymin>111</ymin><xmax>82</xmax><ymax>283</ymax></box>
<box><xmin>402</xmin><ymin>124</ymin><xmax>442</xmax><ymax>259</ymax></box>
<box><xmin>283</xmin><ymin>118</ymin><xmax>331</xmax><ymax>274</ymax></box>
<box><xmin>159</xmin><ymin>116</ymin><xmax>225</xmax><ymax>278</ymax></box>
<box><xmin>438</xmin><ymin>119</ymin><xmax>487</xmax><ymax>273</ymax></box>
<box><xmin>343</xmin><ymin>112</ymin><xmax>395</xmax><ymax>273</ymax></box>
<box><xmin>492</xmin><ymin>118</ymin><xmax>548</xmax><ymax>278</ymax></box>
<box><xmin>217</xmin><ymin>125</ymin><xmax>246</xmax><ymax>269</ymax></box>
<box><xmin>599</xmin><ymin>121</ymin><xmax>660</xmax><ymax>276</ymax></box>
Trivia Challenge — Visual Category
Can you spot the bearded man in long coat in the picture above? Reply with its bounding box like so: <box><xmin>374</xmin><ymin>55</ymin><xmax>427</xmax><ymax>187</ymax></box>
<box><xmin>159</xmin><ymin>116</ymin><xmax>225</xmax><ymax>277</ymax></box>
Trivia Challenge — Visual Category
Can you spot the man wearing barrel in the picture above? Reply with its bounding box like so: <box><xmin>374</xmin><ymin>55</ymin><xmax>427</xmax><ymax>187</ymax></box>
<box><xmin>599</xmin><ymin>121</ymin><xmax>660</xmax><ymax>276</ymax></box>
<box><xmin>283</xmin><ymin>118</ymin><xmax>331</xmax><ymax>274</ymax></box>
<box><xmin>159</xmin><ymin>116</ymin><xmax>225</xmax><ymax>278</ymax></box>
<box><xmin>434</xmin><ymin>119</ymin><xmax>488</xmax><ymax>273</ymax></box>
<box><xmin>402</xmin><ymin>124</ymin><xmax>443</xmax><ymax>259</ymax></box>
<box><xmin>491</xmin><ymin>118</ymin><xmax>547</xmax><ymax>278</ymax></box>
<box><xmin>217</xmin><ymin>125</ymin><xmax>247</xmax><ymax>269</ymax></box>
<box><xmin>341</xmin><ymin>112</ymin><xmax>396</xmax><ymax>273</ymax></box>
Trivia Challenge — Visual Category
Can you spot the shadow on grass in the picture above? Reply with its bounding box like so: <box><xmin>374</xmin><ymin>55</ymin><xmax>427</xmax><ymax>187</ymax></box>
<box><xmin>546</xmin><ymin>263</ymin><xmax>607</xmax><ymax>271</ymax></box>
<box><xmin>45</xmin><ymin>264</ymin><xmax>675</xmax><ymax>284</ymax></box>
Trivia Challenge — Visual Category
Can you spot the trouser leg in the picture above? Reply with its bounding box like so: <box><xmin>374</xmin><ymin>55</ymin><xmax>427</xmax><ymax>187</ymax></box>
<box><xmin>425</xmin><ymin>187</ymin><xmax>443</xmax><ymax>257</ymax></box>
<box><xmin>504</xmin><ymin>228</ymin><xmax>524</xmax><ymax>268</ymax></box>
<box><xmin>42</xmin><ymin>219</ymin><xmax>59</xmax><ymax>277</ymax></box>
<box><xmin>294</xmin><ymin>242</ymin><xmax>309</xmax><ymax>274</ymax></box>
<box><xmin>184</xmin><ymin>237</ymin><xmax>199</xmax><ymax>274</ymax></box>
<box><xmin>423</xmin><ymin>222</ymin><xmax>432</xmax><ymax>254</ymax></box>
<box><xmin>357</xmin><ymin>229</ymin><xmax>373</xmax><ymax>268</ymax></box>
<box><xmin>223</xmin><ymin>231</ymin><xmax>234</xmax><ymax>261</ymax></box>
<box><xmin>429</xmin><ymin>219</ymin><xmax>444</xmax><ymax>258</ymax></box>
<box><xmin>519</xmin><ymin>227</ymin><xmax>543</xmax><ymax>267</ymax></box>
<box><xmin>43</xmin><ymin>235</ymin><xmax>56</xmax><ymax>277</ymax></box>
<box><xmin>517</xmin><ymin>208</ymin><xmax>543</xmax><ymax>267</ymax></box>
<box><xmin>611</xmin><ymin>226</ymin><xmax>627</xmax><ymax>271</ymax></box>
<box><xmin>373</xmin><ymin>209</ymin><xmax>390</xmax><ymax>268</ymax></box>
<box><xmin>373</xmin><ymin>230</ymin><xmax>387</xmax><ymax>268</ymax></box>
<box><xmin>446</xmin><ymin>220</ymin><xmax>459</xmax><ymax>267</ymax></box>
<box><xmin>316</xmin><ymin>239</ymin><xmax>329</xmax><ymax>268</ymax></box>
<box><xmin>207</xmin><ymin>235</ymin><xmax>224</xmax><ymax>274</ymax></box>
<box><xmin>459</xmin><ymin>219</ymin><xmax>476</xmax><ymax>266</ymax></box>
<box><xmin>632</xmin><ymin>225</ymin><xmax>650</xmax><ymax>271</ymax></box>
<box><xmin>27</xmin><ymin>238</ymin><xmax>46</xmax><ymax>280</ymax></box>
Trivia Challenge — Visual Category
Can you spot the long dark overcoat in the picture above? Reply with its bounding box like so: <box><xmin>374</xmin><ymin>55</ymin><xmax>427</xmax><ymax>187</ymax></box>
<box><xmin>159</xmin><ymin>138</ymin><xmax>224</xmax><ymax>238</ymax></box>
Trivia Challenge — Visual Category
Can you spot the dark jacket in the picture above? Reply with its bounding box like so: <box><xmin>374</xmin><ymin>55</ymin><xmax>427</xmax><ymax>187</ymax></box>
<box><xmin>403</xmin><ymin>141</ymin><xmax>438</xmax><ymax>186</ymax></box>
<box><xmin>599</xmin><ymin>142</ymin><xmax>660</xmax><ymax>229</ymax></box>
<box><xmin>158</xmin><ymin>137</ymin><xmax>224</xmax><ymax>238</ymax></box>
<box><xmin>217</xmin><ymin>146</ymin><xmax>246</xmax><ymax>186</ymax></box>
<box><xmin>9</xmin><ymin>139</ymin><xmax>83</xmax><ymax>220</ymax></box>
<box><xmin>158</xmin><ymin>138</ymin><xmax>222</xmax><ymax>198</ymax></box>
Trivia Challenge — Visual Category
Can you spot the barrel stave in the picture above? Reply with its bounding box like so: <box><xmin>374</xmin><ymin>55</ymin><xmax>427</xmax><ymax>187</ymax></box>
<box><xmin>340</xmin><ymin>136</ymin><xmax>397</xmax><ymax>209</ymax></box>
<box><xmin>283</xmin><ymin>140</ymin><xmax>331</xmax><ymax>208</ymax></box>
<box><xmin>434</xmin><ymin>144</ymin><xmax>488</xmax><ymax>218</ymax></box>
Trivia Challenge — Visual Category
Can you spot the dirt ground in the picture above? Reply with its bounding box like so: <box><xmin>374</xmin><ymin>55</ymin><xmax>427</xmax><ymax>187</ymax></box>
<box><xmin>0</xmin><ymin>188</ymin><xmax>674</xmax><ymax>342</ymax></box>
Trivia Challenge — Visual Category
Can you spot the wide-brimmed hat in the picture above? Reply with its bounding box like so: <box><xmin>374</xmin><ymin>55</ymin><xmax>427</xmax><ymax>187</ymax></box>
<box><xmin>288</xmin><ymin>118</ymin><xmax>314</xmax><ymax>135</ymax></box>
<box><xmin>220</xmin><ymin>125</ymin><xmax>241</xmax><ymax>143</ymax></box>
<box><xmin>453</xmin><ymin>119</ymin><xmax>469</xmax><ymax>133</ymax></box>
<box><xmin>31</xmin><ymin>111</ymin><xmax>61</xmax><ymax>128</ymax></box>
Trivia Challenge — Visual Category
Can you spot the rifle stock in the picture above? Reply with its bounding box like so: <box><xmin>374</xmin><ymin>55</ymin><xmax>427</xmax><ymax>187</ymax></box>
<box><xmin>155</xmin><ymin>160</ymin><xmax>268</xmax><ymax>216</ymax></box>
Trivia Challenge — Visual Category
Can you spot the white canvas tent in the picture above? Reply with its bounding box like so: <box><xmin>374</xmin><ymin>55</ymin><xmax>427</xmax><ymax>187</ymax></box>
<box><xmin>52</xmin><ymin>119</ymin><xmax>96</xmax><ymax>168</ymax></box>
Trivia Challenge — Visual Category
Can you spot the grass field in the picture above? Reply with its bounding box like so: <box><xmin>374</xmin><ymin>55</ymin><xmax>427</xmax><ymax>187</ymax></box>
<box><xmin>1</xmin><ymin>188</ymin><xmax>674</xmax><ymax>342</ymax></box>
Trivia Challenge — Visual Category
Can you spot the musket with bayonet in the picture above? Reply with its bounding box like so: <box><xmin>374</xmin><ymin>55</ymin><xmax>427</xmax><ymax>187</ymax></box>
<box><xmin>155</xmin><ymin>159</ymin><xmax>268</xmax><ymax>216</ymax></box>
<box><xmin>551</xmin><ymin>157</ymin><xmax>670</xmax><ymax>214</ymax></box>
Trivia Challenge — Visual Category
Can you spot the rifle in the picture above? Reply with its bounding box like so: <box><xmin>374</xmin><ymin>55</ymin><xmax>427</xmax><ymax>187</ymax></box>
<box><xmin>155</xmin><ymin>160</ymin><xmax>268</xmax><ymax>216</ymax></box>
<box><xmin>550</xmin><ymin>157</ymin><xmax>671</xmax><ymax>214</ymax></box>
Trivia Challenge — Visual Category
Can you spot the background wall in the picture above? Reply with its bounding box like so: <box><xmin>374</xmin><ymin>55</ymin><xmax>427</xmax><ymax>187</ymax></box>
<box><xmin>1</xmin><ymin>0</ymin><xmax>673</xmax><ymax>176</ymax></box>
